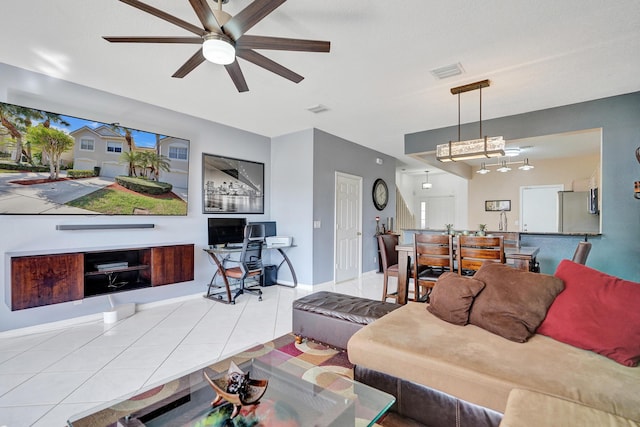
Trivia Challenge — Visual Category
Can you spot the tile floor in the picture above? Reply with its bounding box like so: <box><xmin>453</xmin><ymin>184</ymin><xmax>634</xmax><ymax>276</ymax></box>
<box><xmin>0</xmin><ymin>273</ymin><xmax>388</xmax><ymax>427</ymax></box>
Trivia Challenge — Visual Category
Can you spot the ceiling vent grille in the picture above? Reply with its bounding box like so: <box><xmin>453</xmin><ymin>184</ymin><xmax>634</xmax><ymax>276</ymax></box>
<box><xmin>307</xmin><ymin>104</ymin><xmax>330</xmax><ymax>114</ymax></box>
<box><xmin>431</xmin><ymin>63</ymin><xmax>464</xmax><ymax>80</ymax></box>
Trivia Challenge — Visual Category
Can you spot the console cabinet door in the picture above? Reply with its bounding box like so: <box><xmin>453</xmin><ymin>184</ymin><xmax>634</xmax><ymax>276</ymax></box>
<box><xmin>11</xmin><ymin>253</ymin><xmax>84</xmax><ymax>310</ymax></box>
<box><xmin>150</xmin><ymin>244</ymin><xmax>194</xmax><ymax>286</ymax></box>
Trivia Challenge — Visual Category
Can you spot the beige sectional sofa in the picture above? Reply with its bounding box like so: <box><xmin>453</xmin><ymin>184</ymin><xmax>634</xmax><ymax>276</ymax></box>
<box><xmin>348</xmin><ymin>261</ymin><xmax>640</xmax><ymax>426</ymax></box>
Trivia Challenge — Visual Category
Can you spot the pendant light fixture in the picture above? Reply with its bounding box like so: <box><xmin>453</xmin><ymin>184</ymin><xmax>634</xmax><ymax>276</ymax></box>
<box><xmin>476</xmin><ymin>163</ymin><xmax>490</xmax><ymax>174</ymax></box>
<box><xmin>436</xmin><ymin>80</ymin><xmax>505</xmax><ymax>162</ymax></box>
<box><xmin>496</xmin><ymin>161</ymin><xmax>511</xmax><ymax>173</ymax></box>
<box><xmin>422</xmin><ymin>170</ymin><xmax>432</xmax><ymax>189</ymax></box>
<box><xmin>518</xmin><ymin>158</ymin><xmax>535</xmax><ymax>170</ymax></box>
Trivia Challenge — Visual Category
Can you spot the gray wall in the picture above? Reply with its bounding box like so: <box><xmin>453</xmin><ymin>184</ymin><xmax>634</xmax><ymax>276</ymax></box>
<box><xmin>0</xmin><ymin>63</ymin><xmax>271</xmax><ymax>331</ymax></box>
<box><xmin>405</xmin><ymin>92</ymin><xmax>640</xmax><ymax>281</ymax></box>
<box><xmin>271</xmin><ymin>128</ymin><xmax>397</xmax><ymax>285</ymax></box>
<box><xmin>312</xmin><ymin>129</ymin><xmax>396</xmax><ymax>283</ymax></box>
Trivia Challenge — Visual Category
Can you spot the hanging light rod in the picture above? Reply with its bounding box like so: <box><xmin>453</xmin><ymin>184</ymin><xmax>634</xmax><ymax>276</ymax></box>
<box><xmin>437</xmin><ymin>78</ymin><xmax>505</xmax><ymax>163</ymax></box>
<box><xmin>450</xmin><ymin>79</ymin><xmax>490</xmax><ymax>95</ymax></box>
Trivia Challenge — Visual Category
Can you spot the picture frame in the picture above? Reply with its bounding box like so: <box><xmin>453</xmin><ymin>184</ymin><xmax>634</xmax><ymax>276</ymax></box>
<box><xmin>485</xmin><ymin>200</ymin><xmax>511</xmax><ymax>211</ymax></box>
<box><xmin>202</xmin><ymin>153</ymin><xmax>264</xmax><ymax>214</ymax></box>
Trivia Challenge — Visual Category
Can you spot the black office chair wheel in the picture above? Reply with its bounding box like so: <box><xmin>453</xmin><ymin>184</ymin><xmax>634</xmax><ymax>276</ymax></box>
<box><xmin>258</xmin><ymin>296</ymin><xmax>263</xmax><ymax>301</ymax></box>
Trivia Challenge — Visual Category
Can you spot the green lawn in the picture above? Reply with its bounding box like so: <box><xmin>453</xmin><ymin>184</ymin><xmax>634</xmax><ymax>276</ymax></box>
<box><xmin>67</xmin><ymin>187</ymin><xmax>187</xmax><ymax>215</ymax></box>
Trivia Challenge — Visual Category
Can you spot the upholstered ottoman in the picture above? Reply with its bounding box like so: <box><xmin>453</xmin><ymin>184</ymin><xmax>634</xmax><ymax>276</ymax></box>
<box><xmin>292</xmin><ymin>291</ymin><xmax>400</xmax><ymax>349</ymax></box>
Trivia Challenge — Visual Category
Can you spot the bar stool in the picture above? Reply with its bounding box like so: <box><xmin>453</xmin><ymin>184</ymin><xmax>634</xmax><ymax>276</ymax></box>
<box><xmin>378</xmin><ymin>234</ymin><xmax>400</xmax><ymax>302</ymax></box>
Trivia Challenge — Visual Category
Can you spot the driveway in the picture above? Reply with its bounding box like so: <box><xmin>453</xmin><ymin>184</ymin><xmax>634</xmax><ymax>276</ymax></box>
<box><xmin>0</xmin><ymin>172</ymin><xmax>115</xmax><ymax>214</ymax></box>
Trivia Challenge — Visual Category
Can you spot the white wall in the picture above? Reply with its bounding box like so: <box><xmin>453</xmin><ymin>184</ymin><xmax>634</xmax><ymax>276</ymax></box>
<box><xmin>0</xmin><ymin>63</ymin><xmax>271</xmax><ymax>331</ymax></box>
<box><xmin>400</xmin><ymin>172</ymin><xmax>468</xmax><ymax>230</ymax></box>
<box><xmin>270</xmin><ymin>129</ymin><xmax>314</xmax><ymax>285</ymax></box>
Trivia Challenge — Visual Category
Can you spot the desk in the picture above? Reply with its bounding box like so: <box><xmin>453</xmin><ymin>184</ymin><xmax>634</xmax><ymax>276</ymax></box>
<box><xmin>395</xmin><ymin>244</ymin><xmax>540</xmax><ymax>305</ymax></box>
<box><xmin>204</xmin><ymin>244</ymin><xmax>297</xmax><ymax>304</ymax></box>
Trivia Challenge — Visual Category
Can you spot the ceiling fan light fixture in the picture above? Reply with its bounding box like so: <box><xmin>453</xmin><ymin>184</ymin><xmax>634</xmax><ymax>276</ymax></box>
<box><xmin>202</xmin><ymin>33</ymin><xmax>235</xmax><ymax>65</ymax></box>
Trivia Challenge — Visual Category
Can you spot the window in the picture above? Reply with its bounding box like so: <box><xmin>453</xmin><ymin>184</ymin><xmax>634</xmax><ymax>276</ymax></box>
<box><xmin>106</xmin><ymin>141</ymin><xmax>123</xmax><ymax>153</ymax></box>
<box><xmin>80</xmin><ymin>138</ymin><xmax>94</xmax><ymax>151</ymax></box>
<box><xmin>169</xmin><ymin>145</ymin><xmax>188</xmax><ymax>161</ymax></box>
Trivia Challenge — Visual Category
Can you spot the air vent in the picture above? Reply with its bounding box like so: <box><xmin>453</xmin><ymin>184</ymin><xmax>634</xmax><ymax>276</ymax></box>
<box><xmin>307</xmin><ymin>104</ymin><xmax>330</xmax><ymax>114</ymax></box>
<box><xmin>431</xmin><ymin>63</ymin><xmax>464</xmax><ymax>80</ymax></box>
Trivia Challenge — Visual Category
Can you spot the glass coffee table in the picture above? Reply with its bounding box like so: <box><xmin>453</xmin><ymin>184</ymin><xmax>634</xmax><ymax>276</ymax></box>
<box><xmin>67</xmin><ymin>345</ymin><xmax>394</xmax><ymax>427</ymax></box>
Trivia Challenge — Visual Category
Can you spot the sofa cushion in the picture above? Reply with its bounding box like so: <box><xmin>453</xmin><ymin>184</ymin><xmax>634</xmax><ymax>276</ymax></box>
<box><xmin>427</xmin><ymin>272</ymin><xmax>485</xmax><ymax>325</ymax></box>
<box><xmin>538</xmin><ymin>259</ymin><xmax>640</xmax><ymax>367</ymax></box>
<box><xmin>348</xmin><ymin>302</ymin><xmax>640</xmax><ymax>420</ymax></box>
<box><xmin>469</xmin><ymin>263</ymin><xmax>564</xmax><ymax>342</ymax></box>
<box><xmin>500</xmin><ymin>389</ymin><xmax>640</xmax><ymax>427</ymax></box>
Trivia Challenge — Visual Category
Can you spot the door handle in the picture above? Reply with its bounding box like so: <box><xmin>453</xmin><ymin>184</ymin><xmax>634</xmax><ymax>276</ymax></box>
<box><xmin>357</xmin><ymin>232</ymin><xmax>362</xmax><ymax>236</ymax></box>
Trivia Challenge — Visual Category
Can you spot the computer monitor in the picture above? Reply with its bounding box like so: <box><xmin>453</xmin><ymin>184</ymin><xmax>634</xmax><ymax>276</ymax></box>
<box><xmin>245</xmin><ymin>223</ymin><xmax>266</xmax><ymax>241</ymax></box>
<box><xmin>207</xmin><ymin>218</ymin><xmax>247</xmax><ymax>247</ymax></box>
<box><xmin>248</xmin><ymin>221</ymin><xmax>277</xmax><ymax>237</ymax></box>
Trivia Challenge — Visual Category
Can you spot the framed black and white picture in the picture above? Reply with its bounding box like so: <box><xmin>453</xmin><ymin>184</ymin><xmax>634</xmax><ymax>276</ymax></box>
<box><xmin>485</xmin><ymin>200</ymin><xmax>511</xmax><ymax>211</ymax></box>
<box><xmin>202</xmin><ymin>153</ymin><xmax>264</xmax><ymax>214</ymax></box>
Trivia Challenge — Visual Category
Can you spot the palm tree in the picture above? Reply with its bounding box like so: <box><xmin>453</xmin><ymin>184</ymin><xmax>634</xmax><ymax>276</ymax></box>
<box><xmin>145</xmin><ymin>151</ymin><xmax>171</xmax><ymax>181</ymax></box>
<box><xmin>109</xmin><ymin>124</ymin><xmax>135</xmax><ymax>176</ymax></box>
<box><xmin>119</xmin><ymin>151</ymin><xmax>141</xmax><ymax>177</ymax></box>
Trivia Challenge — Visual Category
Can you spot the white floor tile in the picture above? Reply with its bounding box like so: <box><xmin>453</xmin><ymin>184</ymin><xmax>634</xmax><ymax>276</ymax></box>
<box><xmin>62</xmin><ymin>367</ymin><xmax>156</xmax><ymax>404</ymax></box>
<box><xmin>45</xmin><ymin>345</ymin><xmax>127</xmax><ymax>373</ymax></box>
<box><xmin>0</xmin><ymin>373</ymin><xmax>34</xmax><ymax>398</ymax></box>
<box><xmin>104</xmin><ymin>345</ymin><xmax>173</xmax><ymax>370</ymax></box>
<box><xmin>0</xmin><ymin>405</ymin><xmax>54</xmax><ymax>427</ymax></box>
<box><xmin>0</xmin><ymin>275</ymin><xmax>385</xmax><ymax>426</ymax></box>
<box><xmin>0</xmin><ymin>349</ymin><xmax>70</xmax><ymax>374</ymax></box>
<box><xmin>31</xmin><ymin>402</ymin><xmax>99</xmax><ymax>427</ymax></box>
<box><xmin>0</xmin><ymin>370</ymin><xmax>94</xmax><ymax>406</ymax></box>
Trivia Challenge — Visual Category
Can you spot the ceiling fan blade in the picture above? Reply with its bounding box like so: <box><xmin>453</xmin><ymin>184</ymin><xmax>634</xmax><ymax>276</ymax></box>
<box><xmin>119</xmin><ymin>0</ymin><xmax>205</xmax><ymax>36</ymax></box>
<box><xmin>237</xmin><ymin>50</ymin><xmax>303</xmax><ymax>83</ymax></box>
<box><xmin>188</xmin><ymin>0</ymin><xmax>222</xmax><ymax>32</ymax></box>
<box><xmin>223</xmin><ymin>0</ymin><xmax>287</xmax><ymax>40</ymax></box>
<box><xmin>224</xmin><ymin>61</ymin><xmax>249</xmax><ymax>92</ymax></box>
<box><xmin>172</xmin><ymin>49</ymin><xmax>207</xmax><ymax>78</ymax></box>
<box><xmin>236</xmin><ymin>35</ymin><xmax>330</xmax><ymax>52</ymax></box>
<box><xmin>103</xmin><ymin>36</ymin><xmax>202</xmax><ymax>44</ymax></box>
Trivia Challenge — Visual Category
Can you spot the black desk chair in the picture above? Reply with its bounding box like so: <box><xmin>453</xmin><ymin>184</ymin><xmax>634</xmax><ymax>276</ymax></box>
<box><xmin>222</xmin><ymin>224</ymin><xmax>265</xmax><ymax>303</ymax></box>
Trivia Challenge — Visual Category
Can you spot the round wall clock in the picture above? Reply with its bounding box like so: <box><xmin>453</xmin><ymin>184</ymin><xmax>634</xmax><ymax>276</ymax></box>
<box><xmin>372</xmin><ymin>178</ymin><xmax>389</xmax><ymax>211</ymax></box>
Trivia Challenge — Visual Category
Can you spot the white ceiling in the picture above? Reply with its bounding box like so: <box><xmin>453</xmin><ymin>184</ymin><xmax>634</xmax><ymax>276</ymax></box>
<box><xmin>1</xmin><ymin>1</ymin><xmax>638</xmax><ymax>172</ymax></box>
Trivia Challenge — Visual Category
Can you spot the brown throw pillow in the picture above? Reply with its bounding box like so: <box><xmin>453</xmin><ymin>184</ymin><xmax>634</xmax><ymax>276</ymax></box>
<box><xmin>469</xmin><ymin>263</ymin><xmax>564</xmax><ymax>342</ymax></box>
<box><xmin>427</xmin><ymin>272</ymin><xmax>486</xmax><ymax>325</ymax></box>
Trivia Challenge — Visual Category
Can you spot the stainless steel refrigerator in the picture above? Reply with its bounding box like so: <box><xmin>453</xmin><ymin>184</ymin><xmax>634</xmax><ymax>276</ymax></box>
<box><xmin>558</xmin><ymin>191</ymin><xmax>599</xmax><ymax>233</ymax></box>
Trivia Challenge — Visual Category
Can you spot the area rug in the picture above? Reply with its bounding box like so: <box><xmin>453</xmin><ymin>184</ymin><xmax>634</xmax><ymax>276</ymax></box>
<box><xmin>69</xmin><ymin>333</ymin><xmax>364</xmax><ymax>427</ymax></box>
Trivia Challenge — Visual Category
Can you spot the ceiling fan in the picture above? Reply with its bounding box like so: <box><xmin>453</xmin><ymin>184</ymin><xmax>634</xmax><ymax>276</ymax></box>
<box><xmin>103</xmin><ymin>0</ymin><xmax>331</xmax><ymax>92</ymax></box>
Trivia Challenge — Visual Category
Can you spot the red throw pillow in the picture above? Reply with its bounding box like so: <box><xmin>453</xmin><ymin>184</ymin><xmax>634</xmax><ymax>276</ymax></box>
<box><xmin>538</xmin><ymin>259</ymin><xmax>640</xmax><ymax>367</ymax></box>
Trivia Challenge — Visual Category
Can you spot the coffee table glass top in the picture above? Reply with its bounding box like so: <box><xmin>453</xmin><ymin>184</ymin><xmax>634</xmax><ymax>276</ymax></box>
<box><xmin>67</xmin><ymin>344</ymin><xmax>394</xmax><ymax>427</ymax></box>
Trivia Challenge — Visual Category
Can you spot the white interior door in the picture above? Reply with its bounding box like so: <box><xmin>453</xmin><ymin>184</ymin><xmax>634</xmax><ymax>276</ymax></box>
<box><xmin>335</xmin><ymin>172</ymin><xmax>362</xmax><ymax>283</ymax></box>
<box><xmin>520</xmin><ymin>185</ymin><xmax>564</xmax><ymax>232</ymax></box>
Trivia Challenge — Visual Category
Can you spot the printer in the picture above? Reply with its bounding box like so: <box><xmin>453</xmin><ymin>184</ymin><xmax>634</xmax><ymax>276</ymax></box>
<box><xmin>265</xmin><ymin>236</ymin><xmax>293</xmax><ymax>247</ymax></box>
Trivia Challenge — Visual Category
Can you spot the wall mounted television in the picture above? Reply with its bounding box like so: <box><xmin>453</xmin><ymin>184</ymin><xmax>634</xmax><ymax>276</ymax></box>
<box><xmin>208</xmin><ymin>217</ymin><xmax>247</xmax><ymax>247</ymax></box>
<box><xmin>0</xmin><ymin>100</ymin><xmax>190</xmax><ymax>215</ymax></box>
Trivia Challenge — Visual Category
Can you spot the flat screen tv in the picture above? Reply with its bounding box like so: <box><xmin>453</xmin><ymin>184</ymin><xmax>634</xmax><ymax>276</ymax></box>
<box><xmin>0</xmin><ymin>100</ymin><xmax>190</xmax><ymax>215</ymax></box>
<box><xmin>208</xmin><ymin>217</ymin><xmax>247</xmax><ymax>247</ymax></box>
